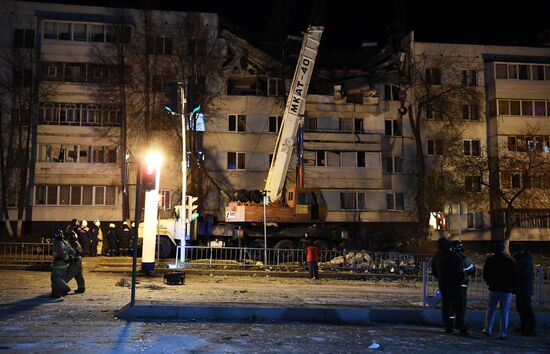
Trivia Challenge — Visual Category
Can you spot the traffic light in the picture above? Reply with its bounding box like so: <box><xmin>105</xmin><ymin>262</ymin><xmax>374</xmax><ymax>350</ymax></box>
<box><xmin>187</xmin><ymin>195</ymin><xmax>199</xmax><ymax>221</ymax></box>
<box><xmin>164</xmin><ymin>82</ymin><xmax>179</xmax><ymax>114</ymax></box>
<box><xmin>141</xmin><ymin>163</ymin><xmax>157</xmax><ymax>191</ymax></box>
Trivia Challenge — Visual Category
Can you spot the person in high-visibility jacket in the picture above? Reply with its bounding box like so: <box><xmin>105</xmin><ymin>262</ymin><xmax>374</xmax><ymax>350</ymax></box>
<box><xmin>451</xmin><ymin>241</ymin><xmax>476</xmax><ymax>330</ymax></box>
<box><xmin>50</xmin><ymin>229</ymin><xmax>71</xmax><ymax>298</ymax></box>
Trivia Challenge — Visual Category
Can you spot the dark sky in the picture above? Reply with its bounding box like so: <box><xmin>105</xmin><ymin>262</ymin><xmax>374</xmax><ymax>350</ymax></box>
<box><xmin>23</xmin><ymin>0</ymin><xmax>550</xmax><ymax>49</ymax></box>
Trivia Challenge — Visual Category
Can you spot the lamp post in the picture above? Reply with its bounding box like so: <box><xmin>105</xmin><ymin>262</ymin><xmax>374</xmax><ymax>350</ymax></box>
<box><xmin>141</xmin><ymin>150</ymin><xmax>163</xmax><ymax>274</ymax></box>
<box><xmin>179</xmin><ymin>83</ymin><xmax>187</xmax><ymax>264</ymax></box>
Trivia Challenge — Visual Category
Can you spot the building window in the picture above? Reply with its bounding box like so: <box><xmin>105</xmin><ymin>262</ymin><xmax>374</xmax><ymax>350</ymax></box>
<box><xmin>146</xmin><ymin>36</ymin><xmax>173</xmax><ymax>55</ymax></box>
<box><xmin>14</xmin><ymin>28</ymin><xmax>35</xmax><ymax>48</ymax></box>
<box><xmin>341</xmin><ymin>152</ymin><xmax>356</xmax><ymax>167</ymax></box>
<box><xmin>463</xmin><ymin>139</ymin><xmax>481</xmax><ymax>156</ymax></box>
<box><xmin>304</xmin><ymin>117</ymin><xmax>317</xmax><ymax>132</ymax></box>
<box><xmin>462</xmin><ymin>104</ymin><xmax>480</xmax><ymax>120</ymax></box>
<box><xmin>467</xmin><ymin>212</ymin><xmax>484</xmax><ymax>229</ymax></box>
<box><xmin>386</xmin><ymin>193</ymin><xmax>404</xmax><ymax>211</ymax></box>
<box><xmin>465</xmin><ymin>176</ymin><xmax>482</xmax><ymax>192</ymax></box>
<box><xmin>35</xmin><ymin>185</ymin><xmax>116</xmax><ymax>206</ymax></box>
<box><xmin>495</xmin><ymin>64</ymin><xmax>508</xmax><ymax>79</ymax></box>
<box><xmin>384</xmin><ymin>119</ymin><xmax>402</xmax><ymax>136</ymax></box>
<box><xmin>426</xmin><ymin>105</ymin><xmax>444</xmax><ymax>120</ymax></box>
<box><xmin>427</xmin><ymin>139</ymin><xmax>443</xmax><ymax>156</ymax></box>
<box><xmin>498</xmin><ymin>100</ymin><xmax>510</xmax><ymax>115</ymax></box>
<box><xmin>519</xmin><ymin>65</ymin><xmax>530</xmax><ymax>80</ymax></box>
<box><xmin>326</xmin><ymin>151</ymin><xmax>341</xmax><ymax>167</ymax></box>
<box><xmin>461</xmin><ymin>70</ymin><xmax>477</xmax><ymax>86</ymax></box>
<box><xmin>357</xmin><ymin>152</ymin><xmax>366</xmax><ymax>167</ymax></box>
<box><xmin>227</xmin><ymin>152</ymin><xmax>245</xmax><ymax>170</ymax></box>
<box><xmin>425</xmin><ymin>68</ymin><xmax>441</xmax><ymax>85</ymax></box>
<box><xmin>511</xmin><ymin>173</ymin><xmax>522</xmax><ymax>188</ymax></box>
<box><xmin>57</xmin><ymin>22</ymin><xmax>71</xmax><ymax>40</ymax></box>
<box><xmin>268</xmin><ymin>78</ymin><xmax>283</xmax><ymax>96</ymax></box>
<box><xmin>385</xmin><ymin>156</ymin><xmax>403</xmax><ymax>173</ymax></box>
<box><xmin>340</xmin><ymin>192</ymin><xmax>356</xmax><ymax>210</ymax></box>
<box><xmin>339</xmin><ymin>192</ymin><xmax>367</xmax><ymax>210</ymax></box>
<box><xmin>354</xmin><ymin>118</ymin><xmax>364</xmax><ymax>133</ymax></box>
<box><xmin>228</xmin><ymin>114</ymin><xmax>246</xmax><ymax>132</ymax></box>
<box><xmin>268</xmin><ymin>116</ymin><xmax>282</xmax><ymax>133</ymax></box>
<box><xmin>339</xmin><ymin>118</ymin><xmax>353</xmax><ymax>133</ymax></box>
<box><xmin>384</xmin><ymin>85</ymin><xmax>400</xmax><ymax>101</ymax></box>
<box><xmin>315</xmin><ymin>151</ymin><xmax>325</xmax><ymax>166</ymax></box>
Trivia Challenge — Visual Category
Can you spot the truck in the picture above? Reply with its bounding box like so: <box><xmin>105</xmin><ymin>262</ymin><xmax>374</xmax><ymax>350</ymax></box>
<box><xmin>142</xmin><ymin>26</ymin><xmax>345</xmax><ymax>258</ymax></box>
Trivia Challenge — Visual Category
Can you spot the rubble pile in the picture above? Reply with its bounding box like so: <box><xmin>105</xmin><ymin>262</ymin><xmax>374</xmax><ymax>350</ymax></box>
<box><xmin>328</xmin><ymin>252</ymin><xmax>426</xmax><ymax>275</ymax></box>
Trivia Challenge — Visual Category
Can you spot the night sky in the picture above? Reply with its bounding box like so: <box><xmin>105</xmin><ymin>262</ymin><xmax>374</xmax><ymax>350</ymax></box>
<box><xmin>21</xmin><ymin>0</ymin><xmax>550</xmax><ymax>50</ymax></box>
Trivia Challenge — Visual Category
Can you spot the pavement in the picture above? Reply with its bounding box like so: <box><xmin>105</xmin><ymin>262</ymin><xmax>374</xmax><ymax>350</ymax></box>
<box><xmin>1</xmin><ymin>256</ymin><xmax>550</xmax><ymax>353</ymax></box>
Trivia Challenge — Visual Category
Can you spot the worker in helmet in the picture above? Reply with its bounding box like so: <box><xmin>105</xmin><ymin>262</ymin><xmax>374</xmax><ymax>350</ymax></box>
<box><xmin>64</xmin><ymin>228</ymin><xmax>85</xmax><ymax>293</ymax></box>
<box><xmin>107</xmin><ymin>223</ymin><xmax>118</xmax><ymax>256</ymax></box>
<box><xmin>119</xmin><ymin>221</ymin><xmax>133</xmax><ymax>256</ymax></box>
<box><xmin>451</xmin><ymin>240</ymin><xmax>476</xmax><ymax>331</ymax></box>
<box><xmin>51</xmin><ymin>229</ymin><xmax>71</xmax><ymax>298</ymax></box>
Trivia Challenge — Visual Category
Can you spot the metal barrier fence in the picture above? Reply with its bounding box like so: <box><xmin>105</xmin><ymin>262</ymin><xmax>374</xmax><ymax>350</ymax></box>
<box><xmin>181</xmin><ymin>246</ymin><xmax>431</xmax><ymax>274</ymax></box>
<box><xmin>0</xmin><ymin>242</ymin><xmax>52</xmax><ymax>263</ymax></box>
<box><xmin>422</xmin><ymin>261</ymin><xmax>550</xmax><ymax>306</ymax></box>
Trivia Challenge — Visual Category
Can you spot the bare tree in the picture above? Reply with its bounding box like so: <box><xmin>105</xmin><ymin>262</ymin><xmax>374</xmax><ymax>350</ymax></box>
<box><xmin>0</xmin><ymin>28</ymin><xmax>57</xmax><ymax>238</ymax></box>
<box><xmin>401</xmin><ymin>49</ymin><xmax>483</xmax><ymax>240</ymax></box>
<box><xmin>456</xmin><ymin>125</ymin><xmax>550</xmax><ymax>252</ymax></box>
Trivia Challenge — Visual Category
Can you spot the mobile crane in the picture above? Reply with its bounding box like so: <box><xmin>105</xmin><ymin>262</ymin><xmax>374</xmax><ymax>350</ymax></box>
<box><xmin>140</xmin><ymin>26</ymin><xmax>334</xmax><ymax>257</ymax></box>
<box><xmin>223</xmin><ymin>26</ymin><xmax>333</xmax><ymax>249</ymax></box>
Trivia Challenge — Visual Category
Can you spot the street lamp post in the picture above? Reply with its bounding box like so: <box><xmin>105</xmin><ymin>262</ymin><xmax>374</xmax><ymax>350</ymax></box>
<box><xmin>141</xmin><ymin>151</ymin><xmax>163</xmax><ymax>274</ymax></box>
<box><xmin>179</xmin><ymin>82</ymin><xmax>187</xmax><ymax>264</ymax></box>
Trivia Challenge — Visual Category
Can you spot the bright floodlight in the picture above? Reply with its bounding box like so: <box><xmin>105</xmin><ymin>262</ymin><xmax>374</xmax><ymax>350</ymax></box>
<box><xmin>145</xmin><ymin>150</ymin><xmax>163</xmax><ymax>167</ymax></box>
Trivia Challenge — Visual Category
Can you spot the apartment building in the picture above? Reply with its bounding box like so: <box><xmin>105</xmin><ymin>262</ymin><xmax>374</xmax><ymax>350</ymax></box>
<box><xmin>401</xmin><ymin>33</ymin><xmax>550</xmax><ymax>241</ymax></box>
<box><xmin>0</xmin><ymin>1</ymin><xmax>220</xmax><ymax>235</ymax></box>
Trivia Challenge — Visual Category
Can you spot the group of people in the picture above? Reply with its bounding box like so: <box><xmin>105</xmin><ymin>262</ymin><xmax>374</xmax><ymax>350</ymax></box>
<box><xmin>432</xmin><ymin>237</ymin><xmax>536</xmax><ymax>339</ymax></box>
<box><xmin>65</xmin><ymin>219</ymin><xmax>134</xmax><ymax>257</ymax></box>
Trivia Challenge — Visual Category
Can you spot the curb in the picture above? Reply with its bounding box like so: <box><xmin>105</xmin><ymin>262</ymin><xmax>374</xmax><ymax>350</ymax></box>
<box><xmin>116</xmin><ymin>301</ymin><xmax>550</xmax><ymax>328</ymax></box>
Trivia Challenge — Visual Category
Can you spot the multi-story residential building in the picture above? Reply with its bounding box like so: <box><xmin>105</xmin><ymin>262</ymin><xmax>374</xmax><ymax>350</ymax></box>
<box><xmin>400</xmin><ymin>33</ymin><xmax>550</xmax><ymax>241</ymax></box>
<box><xmin>0</xmin><ymin>1</ymin><xmax>221</xmax><ymax>236</ymax></box>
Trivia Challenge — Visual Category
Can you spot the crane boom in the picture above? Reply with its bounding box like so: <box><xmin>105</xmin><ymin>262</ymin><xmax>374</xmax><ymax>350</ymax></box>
<box><xmin>264</xmin><ymin>26</ymin><xmax>323</xmax><ymax>203</ymax></box>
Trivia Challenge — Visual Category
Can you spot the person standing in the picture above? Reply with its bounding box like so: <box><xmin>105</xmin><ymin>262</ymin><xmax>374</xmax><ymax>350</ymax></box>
<box><xmin>431</xmin><ymin>237</ymin><xmax>468</xmax><ymax>336</ymax></box>
<box><xmin>119</xmin><ymin>221</ymin><xmax>133</xmax><ymax>256</ymax></box>
<box><xmin>93</xmin><ymin>220</ymin><xmax>104</xmax><ymax>256</ymax></box>
<box><xmin>511</xmin><ymin>243</ymin><xmax>536</xmax><ymax>336</ymax></box>
<box><xmin>482</xmin><ymin>242</ymin><xmax>516</xmax><ymax>339</ymax></box>
<box><xmin>64</xmin><ymin>229</ymin><xmax>86</xmax><ymax>293</ymax></box>
<box><xmin>77</xmin><ymin>220</ymin><xmax>90</xmax><ymax>257</ymax></box>
<box><xmin>50</xmin><ymin>229</ymin><xmax>71</xmax><ymax>298</ymax></box>
<box><xmin>107</xmin><ymin>223</ymin><xmax>118</xmax><ymax>256</ymax></box>
<box><xmin>305</xmin><ymin>239</ymin><xmax>319</xmax><ymax>280</ymax></box>
<box><xmin>89</xmin><ymin>220</ymin><xmax>99</xmax><ymax>257</ymax></box>
<box><xmin>451</xmin><ymin>241</ymin><xmax>476</xmax><ymax>330</ymax></box>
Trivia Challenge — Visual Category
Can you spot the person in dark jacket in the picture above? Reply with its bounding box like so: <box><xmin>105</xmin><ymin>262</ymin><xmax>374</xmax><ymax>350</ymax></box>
<box><xmin>107</xmin><ymin>223</ymin><xmax>119</xmax><ymax>256</ymax></box>
<box><xmin>451</xmin><ymin>240</ymin><xmax>476</xmax><ymax>329</ymax></box>
<box><xmin>50</xmin><ymin>229</ymin><xmax>71</xmax><ymax>298</ymax></box>
<box><xmin>511</xmin><ymin>243</ymin><xmax>536</xmax><ymax>336</ymax></box>
<box><xmin>89</xmin><ymin>220</ymin><xmax>99</xmax><ymax>257</ymax></box>
<box><xmin>77</xmin><ymin>220</ymin><xmax>90</xmax><ymax>257</ymax></box>
<box><xmin>482</xmin><ymin>242</ymin><xmax>516</xmax><ymax>339</ymax></box>
<box><xmin>119</xmin><ymin>221</ymin><xmax>133</xmax><ymax>256</ymax></box>
<box><xmin>64</xmin><ymin>229</ymin><xmax>85</xmax><ymax>293</ymax></box>
<box><xmin>431</xmin><ymin>237</ymin><xmax>468</xmax><ymax>336</ymax></box>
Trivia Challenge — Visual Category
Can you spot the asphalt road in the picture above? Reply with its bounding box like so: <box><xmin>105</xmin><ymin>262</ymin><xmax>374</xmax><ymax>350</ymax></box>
<box><xmin>1</xmin><ymin>257</ymin><xmax>549</xmax><ymax>353</ymax></box>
